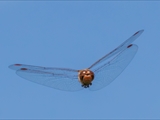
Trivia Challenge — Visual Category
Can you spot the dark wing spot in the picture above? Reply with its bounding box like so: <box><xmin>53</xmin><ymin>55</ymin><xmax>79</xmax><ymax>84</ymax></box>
<box><xmin>127</xmin><ymin>44</ymin><xmax>133</xmax><ymax>48</ymax></box>
<box><xmin>133</xmin><ymin>31</ymin><xmax>139</xmax><ymax>36</ymax></box>
<box><xmin>21</xmin><ymin>68</ymin><xmax>28</xmax><ymax>70</ymax></box>
<box><xmin>14</xmin><ymin>64</ymin><xmax>22</xmax><ymax>66</ymax></box>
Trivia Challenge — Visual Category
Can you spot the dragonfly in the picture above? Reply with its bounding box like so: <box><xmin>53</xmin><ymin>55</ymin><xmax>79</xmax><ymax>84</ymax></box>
<box><xmin>9</xmin><ymin>30</ymin><xmax>144</xmax><ymax>91</ymax></box>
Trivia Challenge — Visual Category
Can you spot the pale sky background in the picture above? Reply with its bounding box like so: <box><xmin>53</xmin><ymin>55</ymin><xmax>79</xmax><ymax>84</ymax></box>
<box><xmin>1</xmin><ymin>1</ymin><xmax>160</xmax><ymax>119</ymax></box>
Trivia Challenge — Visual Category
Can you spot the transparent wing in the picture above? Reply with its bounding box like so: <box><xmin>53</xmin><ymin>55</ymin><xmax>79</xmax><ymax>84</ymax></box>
<box><xmin>89</xmin><ymin>30</ymin><xmax>144</xmax><ymax>69</ymax></box>
<box><xmin>9</xmin><ymin>64</ymin><xmax>83</xmax><ymax>91</ymax></box>
<box><xmin>9</xmin><ymin>64</ymin><xmax>78</xmax><ymax>74</ymax></box>
<box><xmin>89</xmin><ymin>44</ymin><xmax>138</xmax><ymax>91</ymax></box>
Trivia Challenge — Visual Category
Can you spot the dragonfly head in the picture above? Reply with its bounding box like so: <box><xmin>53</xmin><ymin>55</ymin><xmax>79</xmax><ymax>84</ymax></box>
<box><xmin>78</xmin><ymin>69</ymin><xmax>94</xmax><ymax>88</ymax></box>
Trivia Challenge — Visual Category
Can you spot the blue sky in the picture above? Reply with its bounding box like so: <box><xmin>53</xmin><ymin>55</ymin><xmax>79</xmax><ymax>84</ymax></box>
<box><xmin>1</xmin><ymin>1</ymin><xmax>160</xmax><ymax>119</ymax></box>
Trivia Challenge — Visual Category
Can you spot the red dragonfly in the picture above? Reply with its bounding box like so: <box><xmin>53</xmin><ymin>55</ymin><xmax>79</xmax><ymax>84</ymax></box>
<box><xmin>9</xmin><ymin>30</ymin><xmax>144</xmax><ymax>91</ymax></box>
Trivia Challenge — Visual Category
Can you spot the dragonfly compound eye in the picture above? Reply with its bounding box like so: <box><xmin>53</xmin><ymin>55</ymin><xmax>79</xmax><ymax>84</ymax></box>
<box><xmin>78</xmin><ymin>69</ymin><xmax>94</xmax><ymax>87</ymax></box>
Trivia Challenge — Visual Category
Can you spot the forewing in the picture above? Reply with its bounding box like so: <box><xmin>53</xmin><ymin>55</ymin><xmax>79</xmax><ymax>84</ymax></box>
<box><xmin>9</xmin><ymin>64</ymin><xmax>78</xmax><ymax>74</ymax></box>
<box><xmin>89</xmin><ymin>30</ymin><xmax>143</xmax><ymax>69</ymax></box>
<box><xmin>89</xmin><ymin>44</ymin><xmax>138</xmax><ymax>91</ymax></box>
<box><xmin>9</xmin><ymin>64</ymin><xmax>83</xmax><ymax>91</ymax></box>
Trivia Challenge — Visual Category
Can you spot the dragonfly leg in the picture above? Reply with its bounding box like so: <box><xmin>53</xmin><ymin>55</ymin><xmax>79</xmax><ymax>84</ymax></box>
<box><xmin>81</xmin><ymin>84</ymin><xmax>91</xmax><ymax>88</ymax></box>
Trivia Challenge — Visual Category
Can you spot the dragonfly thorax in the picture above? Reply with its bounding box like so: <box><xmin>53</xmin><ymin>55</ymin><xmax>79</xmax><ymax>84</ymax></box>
<box><xmin>78</xmin><ymin>69</ymin><xmax>94</xmax><ymax>88</ymax></box>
